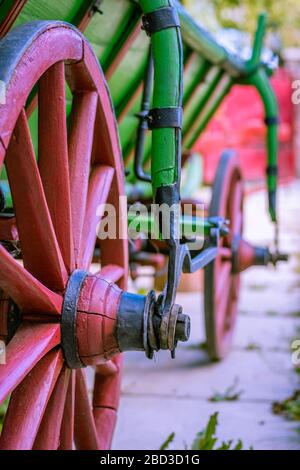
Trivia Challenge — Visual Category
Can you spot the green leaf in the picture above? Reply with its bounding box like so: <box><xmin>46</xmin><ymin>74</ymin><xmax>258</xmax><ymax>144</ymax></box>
<box><xmin>191</xmin><ymin>412</ymin><xmax>219</xmax><ymax>450</ymax></box>
<box><xmin>233</xmin><ymin>440</ymin><xmax>244</xmax><ymax>450</ymax></box>
<box><xmin>160</xmin><ymin>413</ymin><xmax>250</xmax><ymax>450</ymax></box>
<box><xmin>216</xmin><ymin>440</ymin><xmax>233</xmax><ymax>450</ymax></box>
<box><xmin>272</xmin><ymin>391</ymin><xmax>300</xmax><ymax>421</ymax></box>
<box><xmin>209</xmin><ymin>378</ymin><xmax>243</xmax><ymax>403</ymax></box>
<box><xmin>0</xmin><ymin>396</ymin><xmax>10</xmax><ymax>433</ymax></box>
<box><xmin>160</xmin><ymin>432</ymin><xmax>175</xmax><ymax>450</ymax></box>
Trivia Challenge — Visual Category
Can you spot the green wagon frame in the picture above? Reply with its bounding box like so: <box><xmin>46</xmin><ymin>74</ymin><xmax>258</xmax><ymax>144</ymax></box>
<box><xmin>0</xmin><ymin>0</ymin><xmax>287</xmax><ymax>450</ymax></box>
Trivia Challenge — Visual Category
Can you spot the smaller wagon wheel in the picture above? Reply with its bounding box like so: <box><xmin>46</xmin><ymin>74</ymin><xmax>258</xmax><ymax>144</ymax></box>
<box><xmin>204</xmin><ymin>151</ymin><xmax>244</xmax><ymax>360</ymax></box>
<box><xmin>0</xmin><ymin>21</ymin><xmax>127</xmax><ymax>450</ymax></box>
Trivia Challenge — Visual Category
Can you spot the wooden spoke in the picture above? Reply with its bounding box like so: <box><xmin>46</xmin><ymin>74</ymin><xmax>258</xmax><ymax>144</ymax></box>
<box><xmin>0</xmin><ymin>216</ymin><xmax>18</xmax><ymax>241</ymax></box>
<box><xmin>0</xmin><ymin>22</ymin><xmax>128</xmax><ymax>451</ymax></box>
<box><xmin>68</xmin><ymin>92</ymin><xmax>98</xmax><ymax>266</ymax></box>
<box><xmin>0</xmin><ymin>245</ymin><xmax>62</xmax><ymax>314</ymax></box>
<box><xmin>79</xmin><ymin>165</ymin><xmax>114</xmax><ymax>270</ymax></box>
<box><xmin>230</xmin><ymin>180</ymin><xmax>243</xmax><ymax>237</ymax></box>
<box><xmin>0</xmin><ymin>323</ymin><xmax>60</xmax><ymax>405</ymax></box>
<box><xmin>231</xmin><ymin>274</ymin><xmax>240</xmax><ymax>302</ymax></box>
<box><xmin>219</xmin><ymin>247</ymin><xmax>232</xmax><ymax>261</ymax></box>
<box><xmin>33</xmin><ymin>367</ymin><xmax>70</xmax><ymax>450</ymax></box>
<box><xmin>204</xmin><ymin>152</ymin><xmax>244</xmax><ymax>360</ymax></box>
<box><xmin>96</xmin><ymin>360</ymin><xmax>119</xmax><ymax>376</ymax></box>
<box><xmin>38</xmin><ymin>62</ymin><xmax>74</xmax><ymax>272</ymax></box>
<box><xmin>74</xmin><ymin>369</ymin><xmax>99</xmax><ymax>450</ymax></box>
<box><xmin>58</xmin><ymin>370</ymin><xmax>75</xmax><ymax>450</ymax></box>
<box><xmin>93</xmin><ymin>408</ymin><xmax>117</xmax><ymax>451</ymax></box>
<box><xmin>99</xmin><ymin>265</ymin><xmax>125</xmax><ymax>284</ymax></box>
<box><xmin>93</xmin><ymin>355</ymin><xmax>122</xmax><ymax>450</ymax></box>
<box><xmin>5</xmin><ymin>110</ymin><xmax>67</xmax><ymax>291</ymax></box>
<box><xmin>0</xmin><ymin>349</ymin><xmax>63</xmax><ymax>450</ymax></box>
<box><xmin>216</xmin><ymin>261</ymin><xmax>232</xmax><ymax>303</ymax></box>
<box><xmin>216</xmin><ymin>278</ymin><xmax>231</xmax><ymax>334</ymax></box>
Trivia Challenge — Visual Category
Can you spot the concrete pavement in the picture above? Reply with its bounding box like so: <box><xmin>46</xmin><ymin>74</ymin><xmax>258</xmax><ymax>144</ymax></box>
<box><xmin>113</xmin><ymin>181</ymin><xmax>300</xmax><ymax>450</ymax></box>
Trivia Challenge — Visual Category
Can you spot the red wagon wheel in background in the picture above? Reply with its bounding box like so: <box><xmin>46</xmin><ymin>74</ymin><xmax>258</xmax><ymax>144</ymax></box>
<box><xmin>204</xmin><ymin>151</ymin><xmax>244</xmax><ymax>360</ymax></box>
<box><xmin>0</xmin><ymin>22</ymin><xmax>128</xmax><ymax>449</ymax></box>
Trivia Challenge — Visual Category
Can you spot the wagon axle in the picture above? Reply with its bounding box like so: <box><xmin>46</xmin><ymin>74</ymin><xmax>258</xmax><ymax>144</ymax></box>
<box><xmin>231</xmin><ymin>238</ymin><xmax>289</xmax><ymax>273</ymax></box>
<box><xmin>0</xmin><ymin>0</ymin><xmax>287</xmax><ymax>449</ymax></box>
<box><xmin>61</xmin><ymin>270</ymin><xmax>191</xmax><ymax>369</ymax></box>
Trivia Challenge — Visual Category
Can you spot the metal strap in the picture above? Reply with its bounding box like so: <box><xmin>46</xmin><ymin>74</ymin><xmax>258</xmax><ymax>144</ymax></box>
<box><xmin>265</xmin><ymin>116</ymin><xmax>279</xmax><ymax>126</ymax></box>
<box><xmin>148</xmin><ymin>107</ymin><xmax>182</xmax><ymax>130</ymax></box>
<box><xmin>266</xmin><ymin>165</ymin><xmax>278</xmax><ymax>176</ymax></box>
<box><xmin>142</xmin><ymin>7</ymin><xmax>180</xmax><ymax>36</ymax></box>
<box><xmin>61</xmin><ymin>270</ymin><xmax>88</xmax><ymax>369</ymax></box>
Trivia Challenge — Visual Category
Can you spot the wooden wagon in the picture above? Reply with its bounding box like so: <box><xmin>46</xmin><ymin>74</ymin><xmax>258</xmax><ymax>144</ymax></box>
<box><xmin>0</xmin><ymin>0</ymin><xmax>287</xmax><ymax>449</ymax></box>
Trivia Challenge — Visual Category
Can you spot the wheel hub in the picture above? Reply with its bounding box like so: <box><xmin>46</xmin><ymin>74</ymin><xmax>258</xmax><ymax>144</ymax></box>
<box><xmin>61</xmin><ymin>270</ymin><xmax>191</xmax><ymax>368</ymax></box>
<box><xmin>232</xmin><ymin>237</ymin><xmax>289</xmax><ymax>273</ymax></box>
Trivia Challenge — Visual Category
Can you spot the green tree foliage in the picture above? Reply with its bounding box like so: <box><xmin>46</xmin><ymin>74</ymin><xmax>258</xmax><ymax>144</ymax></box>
<box><xmin>182</xmin><ymin>0</ymin><xmax>300</xmax><ymax>47</ymax></box>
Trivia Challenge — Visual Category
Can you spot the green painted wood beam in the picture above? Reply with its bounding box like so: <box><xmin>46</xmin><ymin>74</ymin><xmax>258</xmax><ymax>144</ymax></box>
<box><xmin>243</xmin><ymin>68</ymin><xmax>278</xmax><ymax>222</ymax></box>
<box><xmin>184</xmin><ymin>77</ymin><xmax>233</xmax><ymax>149</ymax></box>
<box><xmin>127</xmin><ymin>210</ymin><xmax>213</xmax><ymax>238</ymax></box>
<box><xmin>139</xmin><ymin>0</ymin><xmax>183</xmax><ymax>191</ymax></box>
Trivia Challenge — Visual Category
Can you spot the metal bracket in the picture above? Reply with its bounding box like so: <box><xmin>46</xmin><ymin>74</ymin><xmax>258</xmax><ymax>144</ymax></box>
<box><xmin>134</xmin><ymin>47</ymin><xmax>153</xmax><ymax>183</ymax></box>
<box><xmin>92</xmin><ymin>0</ymin><xmax>104</xmax><ymax>15</ymax></box>
<box><xmin>142</xmin><ymin>7</ymin><xmax>180</xmax><ymax>36</ymax></box>
<box><xmin>183</xmin><ymin>246</ymin><xmax>218</xmax><ymax>274</ymax></box>
<box><xmin>148</xmin><ymin>107</ymin><xmax>183</xmax><ymax>130</ymax></box>
<box><xmin>157</xmin><ymin>216</ymin><xmax>225</xmax><ymax>356</ymax></box>
<box><xmin>266</xmin><ymin>165</ymin><xmax>278</xmax><ymax>176</ymax></box>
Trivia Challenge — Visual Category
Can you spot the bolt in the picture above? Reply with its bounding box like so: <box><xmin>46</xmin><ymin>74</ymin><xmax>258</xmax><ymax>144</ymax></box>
<box><xmin>175</xmin><ymin>313</ymin><xmax>190</xmax><ymax>343</ymax></box>
<box><xmin>270</xmin><ymin>251</ymin><xmax>289</xmax><ymax>266</ymax></box>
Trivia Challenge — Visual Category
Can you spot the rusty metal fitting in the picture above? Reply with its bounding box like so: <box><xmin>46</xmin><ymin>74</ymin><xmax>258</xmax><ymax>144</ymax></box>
<box><xmin>159</xmin><ymin>304</ymin><xmax>191</xmax><ymax>357</ymax></box>
<box><xmin>232</xmin><ymin>237</ymin><xmax>289</xmax><ymax>274</ymax></box>
<box><xmin>117</xmin><ymin>291</ymin><xmax>190</xmax><ymax>359</ymax></box>
<box><xmin>268</xmin><ymin>250</ymin><xmax>289</xmax><ymax>266</ymax></box>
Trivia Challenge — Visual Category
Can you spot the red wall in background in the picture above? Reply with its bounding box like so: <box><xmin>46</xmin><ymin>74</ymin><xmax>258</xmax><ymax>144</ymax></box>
<box><xmin>194</xmin><ymin>68</ymin><xmax>295</xmax><ymax>185</ymax></box>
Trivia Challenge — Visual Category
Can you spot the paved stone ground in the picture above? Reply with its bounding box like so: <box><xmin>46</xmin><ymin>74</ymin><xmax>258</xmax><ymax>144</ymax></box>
<box><xmin>113</xmin><ymin>181</ymin><xmax>300</xmax><ymax>451</ymax></box>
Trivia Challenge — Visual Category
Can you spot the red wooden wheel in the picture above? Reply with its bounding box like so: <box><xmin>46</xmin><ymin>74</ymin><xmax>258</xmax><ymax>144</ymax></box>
<box><xmin>0</xmin><ymin>22</ymin><xmax>128</xmax><ymax>449</ymax></box>
<box><xmin>204</xmin><ymin>151</ymin><xmax>244</xmax><ymax>360</ymax></box>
